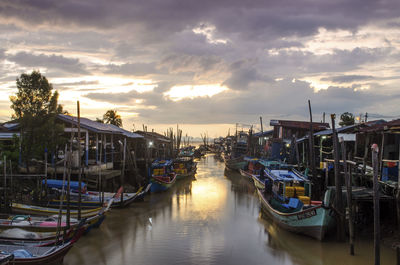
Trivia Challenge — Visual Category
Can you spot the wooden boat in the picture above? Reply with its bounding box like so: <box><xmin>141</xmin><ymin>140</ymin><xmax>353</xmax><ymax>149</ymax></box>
<box><xmin>0</xmin><ymin>214</ymin><xmax>102</xmax><ymax>233</ymax></box>
<box><xmin>0</xmin><ymin>253</ymin><xmax>13</xmax><ymax>265</ymax></box>
<box><xmin>223</xmin><ymin>154</ymin><xmax>247</xmax><ymax>171</ymax></box>
<box><xmin>0</xmin><ymin>241</ymin><xmax>73</xmax><ymax>264</ymax></box>
<box><xmin>46</xmin><ymin>183</ymin><xmax>152</xmax><ymax>208</ymax></box>
<box><xmin>150</xmin><ymin>160</ymin><xmax>177</xmax><ymax>192</ymax></box>
<box><xmin>257</xmin><ymin>168</ymin><xmax>334</xmax><ymax>240</ymax></box>
<box><xmin>11</xmin><ymin>203</ymin><xmax>103</xmax><ymax>218</ymax></box>
<box><xmin>173</xmin><ymin>157</ymin><xmax>197</xmax><ymax>180</ymax></box>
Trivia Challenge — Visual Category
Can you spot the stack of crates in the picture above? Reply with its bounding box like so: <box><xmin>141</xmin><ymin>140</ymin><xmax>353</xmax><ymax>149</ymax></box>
<box><xmin>298</xmin><ymin>196</ymin><xmax>311</xmax><ymax>205</ymax></box>
<box><xmin>284</xmin><ymin>186</ymin><xmax>295</xmax><ymax>198</ymax></box>
<box><xmin>295</xmin><ymin>186</ymin><xmax>305</xmax><ymax>196</ymax></box>
<box><xmin>153</xmin><ymin>168</ymin><xmax>165</xmax><ymax>176</ymax></box>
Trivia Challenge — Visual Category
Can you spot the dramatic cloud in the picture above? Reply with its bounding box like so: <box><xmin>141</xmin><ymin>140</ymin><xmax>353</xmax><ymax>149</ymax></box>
<box><xmin>1</xmin><ymin>0</ymin><xmax>400</xmax><ymax>136</ymax></box>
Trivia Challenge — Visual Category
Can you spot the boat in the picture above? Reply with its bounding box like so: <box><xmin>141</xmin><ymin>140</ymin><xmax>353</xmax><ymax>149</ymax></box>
<box><xmin>223</xmin><ymin>132</ymin><xmax>248</xmax><ymax>171</ymax></box>
<box><xmin>44</xmin><ymin>180</ymin><xmax>152</xmax><ymax>208</ymax></box>
<box><xmin>149</xmin><ymin>160</ymin><xmax>177</xmax><ymax>192</ymax></box>
<box><xmin>0</xmin><ymin>240</ymin><xmax>73</xmax><ymax>264</ymax></box>
<box><xmin>173</xmin><ymin>157</ymin><xmax>197</xmax><ymax>180</ymax></box>
<box><xmin>0</xmin><ymin>253</ymin><xmax>13</xmax><ymax>265</ymax></box>
<box><xmin>11</xmin><ymin>203</ymin><xmax>103</xmax><ymax>219</ymax></box>
<box><xmin>0</xmin><ymin>214</ymin><xmax>102</xmax><ymax>233</ymax></box>
<box><xmin>257</xmin><ymin>167</ymin><xmax>334</xmax><ymax>240</ymax></box>
<box><xmin>239</xmin><ymin>157</ymin><xmax>262</xmax><ymax>180</ymax></box>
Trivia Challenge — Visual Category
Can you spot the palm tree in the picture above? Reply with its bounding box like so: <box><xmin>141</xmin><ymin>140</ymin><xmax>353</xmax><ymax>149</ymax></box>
<box><xmin>103</xmin><ymin>110</ymin><xmax>122</xmax><ymax>127</ymax></box>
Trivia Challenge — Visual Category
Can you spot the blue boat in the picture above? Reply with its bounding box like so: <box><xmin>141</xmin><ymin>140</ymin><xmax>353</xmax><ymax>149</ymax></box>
<box><xmin>150</xmin><ymin>160</ymin><xmax>177</xmax><ymax>192</ymax></box>
<box><xmin>257</xmin><ymin>167</ymin><xmax>334</xmax><ymax>240</ymax></box>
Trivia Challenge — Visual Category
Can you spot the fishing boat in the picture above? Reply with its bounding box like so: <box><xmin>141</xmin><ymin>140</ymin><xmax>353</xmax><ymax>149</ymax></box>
<box><xmin>0</xmin><ymin>253</ymin><xmax>13</xmax><ymax>265</ymax></box>
<box><xmin>173</xmin><ymin>157</ymin><xmax>197</xmax><ymax>180</ymax></box>
<box><xmin>11</xmin><ymin>203</ymin><xmax>103</xmax><ymax>219</ymax></box>
<box><xmin>257</xmin><ymin>167</ymin><xmax>334</xmax><ymax>240</ymax></box>
<box><xmin>44</xmin><ymin>180</ymin><xmax>152</xmax><ymax>208</ymax></box>
<box><xmin>223</xmin><ymin>132</ymin><xmax>248</xmax><ymax>171</ymax></box>
<box><xmin>239</xmin><ymin>157</ymin><xmax>262</xmax><ymax>180</ymax></box>
<box><xmin>0</xmin><ymin>240</ymin><xmax>73</xmax><ymax>264</ymax></box>
<box><xmin>149</xmin><ymin>160</ymin><xmax>177</xmax><ymax>192</ymax></box>
<box><xmin>0</xmin><ymin>214</ymin><xmax>101</xmax><ymax>233</ymax></box>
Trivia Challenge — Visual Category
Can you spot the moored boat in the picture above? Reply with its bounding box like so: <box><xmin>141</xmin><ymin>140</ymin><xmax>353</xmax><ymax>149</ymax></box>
<box><xmin>0</xmin><ymin>240</ymin><xmax>73</xmax><ymax>264</ymax></box>
<box><xmin>173</xmin><ymin>157</ymin><xmax>197</xmax><ymax>180</ymax></box>
<box><xmin>257</xmin><ymin>167</ymin><xmax>334</xmax><ymax>240</ymax></box>
<box><xmin>149</xmin><ymin>160</ymin><xmax>177</xmax><ymax>192</ymax></box>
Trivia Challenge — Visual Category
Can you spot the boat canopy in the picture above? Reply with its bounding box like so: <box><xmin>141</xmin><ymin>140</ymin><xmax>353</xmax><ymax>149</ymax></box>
<box><xmin>266</xmin><ymin>169</ymin><xmax>308</xmax><ymax>183</ymax></box>
<box><xmin>43</xmin><ymin>179</ymin><xmax>87</xmax><ymax>191</ymax></box>
<box><xmin>152</xmin><ymin>159</ymin><xmax>173</xmax><ymax>167</ymax></box>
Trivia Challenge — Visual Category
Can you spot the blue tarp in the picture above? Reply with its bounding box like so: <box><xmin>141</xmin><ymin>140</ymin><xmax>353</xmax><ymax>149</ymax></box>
<box><xmin>268</xmin><ymin>170</ymin><xmax>305</xmax><ymax>182</ymax></box>
<box><xmin>43</xmin><ymin>179</ymin><xmax>87</xmax><ymax>191</ymax></box>
<box><xmin>151</xmin><ymin>159</ymin><xmax>173</xmax><ymax>167</ymax></box>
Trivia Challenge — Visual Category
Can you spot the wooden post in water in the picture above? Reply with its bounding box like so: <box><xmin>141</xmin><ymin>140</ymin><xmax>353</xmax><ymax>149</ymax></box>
<box><xmin>121</xmin><ymin>137</ymin><xmax>126</xmax><ymax>207</ymax></box>
<box><xmin>397</xmin><ymin>139</ymin><xmax>400</xmax><ymax>231</ymax></box>
<box><xmin>3</xmin><ymin>156</ymin><xmax>7</xmax><ymax>210</ymax></box>
<box><xmin>372</xmin><ymin>143</ymin><xmax>380</xmax><ymax>265</ymax></box>
<box><xmin>340</xmin><ymin>138</ymin><xmax>354</xmax><ymax>255</ymax></box>
<box><xmin>331</xmin><ymin>114</ymin><xmax>345</xmax><ymax>241</ymax></box>
<box><xmin>77</xmin><ymin>101</ymin><xmax>82</xmax><ymax>220</ymax></box>
<box><xmin>44</xmin><ymin>149</ymin><xmax>48</xmax><ymax>193</ymax></box>
<box><xmin>308</xmin><ymin>100</ymin><xmax>316</xmax><ymax>196</ymax></box>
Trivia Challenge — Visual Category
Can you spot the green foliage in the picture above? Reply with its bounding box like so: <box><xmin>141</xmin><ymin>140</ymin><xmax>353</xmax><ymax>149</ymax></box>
<box><xmin>9</xmin><ymin>71</ymin><xmax>66</xmax><ymax>166</ymax></box>
<box><xmin>103</xmin><ymin>109</ymin><xmax>122</xmax><ymax>127</ymax></box>
<box><xmin>0</xmin><ymin>134</ymin><xmax>20</xmax><ymax>167</ymax></box>
<box><xmin>339</xmin><ymin>112</ymin><xmax>355</xmax><ymax>127</ymax></box>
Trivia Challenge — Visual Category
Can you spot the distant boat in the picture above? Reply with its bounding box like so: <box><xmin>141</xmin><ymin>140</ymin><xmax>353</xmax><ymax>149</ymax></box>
<box><xmin>257</xmin><ymin>167</ymin><xmax>334</xmax><ymax>240</ymax></box>
<box><xmin>173</xmin><ymin>157</ymin><xmax>197</xmax><ymax>180</ymax></box>
<box><xmin>150</xmin><ymin>160</ymin><xmax>177</xmax><ymax>192</ymax></box>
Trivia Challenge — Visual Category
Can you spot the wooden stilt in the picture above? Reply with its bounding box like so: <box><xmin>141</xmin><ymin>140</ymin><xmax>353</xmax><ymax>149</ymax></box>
<box><xmin>372</xmin><ymin>143</ymin><xmax>380</xmax><ymax>265</ymax></box>
<box><xmin>340</xmin><ymin>138</ymin><xmax>354</xmax><ymax>255</ymax></box>
<box><xmin>331</xmin><ymin>114</ymin><xmax>345</xmax><ymax>241</ymax></box>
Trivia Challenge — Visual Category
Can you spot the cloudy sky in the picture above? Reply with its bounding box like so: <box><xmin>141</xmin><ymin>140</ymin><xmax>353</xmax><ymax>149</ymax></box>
<box><xmin>1</xmin><ymin>0</ymin><xmax>400</xmax><ymax>137</ymax></box>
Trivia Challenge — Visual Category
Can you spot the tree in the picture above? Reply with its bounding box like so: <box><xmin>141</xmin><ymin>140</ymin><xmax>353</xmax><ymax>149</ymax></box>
<box><xmin>103</xmin><ymin>110</ymin><xmax>122</xmax><ymax>127</ymax></box>
<box><xmin>10</xmin><ymin>71</ymin><xmax>66</xmax><ymax>168</ymax></box>
<box><xmin>339</xmin><ymin>112</ymin><xmax>355</xmax><ymax>127</ymax></box>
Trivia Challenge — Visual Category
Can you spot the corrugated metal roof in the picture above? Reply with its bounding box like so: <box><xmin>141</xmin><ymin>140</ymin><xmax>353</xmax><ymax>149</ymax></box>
<box><xmin>58</xmin><ymin>114</ymin><xmax>143</xmax><ymax>138</ymax></box>
<box><xmin>253</xmin><ymin>130</ymin><xmax>273</xmax><ymax>137</ymax></box>
<box><xmin>314</xmin><ymin>124</ymin><xmax>359</xmax><ymax>136</ymax></box>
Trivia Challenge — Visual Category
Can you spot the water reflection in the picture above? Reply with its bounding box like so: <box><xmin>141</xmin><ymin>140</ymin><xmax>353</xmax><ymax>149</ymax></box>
<box><xmin>64</xmin><ymin>154</ymin><xmax>395</xmax><ymax>265</ymax></box>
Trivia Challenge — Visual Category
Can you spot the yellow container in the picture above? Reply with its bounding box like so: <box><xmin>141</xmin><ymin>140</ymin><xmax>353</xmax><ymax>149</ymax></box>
<box><xmin>295</xmin><ymin>186</ymin><xmax>305</xmax><ymax>196</ymax></box>
<box><xmin>179</xmin><ymin>163</ymin><xmax>185</xmax><ymax>169</ymax></box>
<box><xmin>284</xmin><ymin>187</ymin><xmax>295</xmax><ymax>198</ymax></box>
<box><xmin>298</xmin><ymin>196</ymin><xmax>311</xmax><ymax>205</ymax></box>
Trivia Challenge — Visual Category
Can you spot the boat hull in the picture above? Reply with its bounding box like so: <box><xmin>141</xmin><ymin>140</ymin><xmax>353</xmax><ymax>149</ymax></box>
<box><xmin>252</xmin><ymin>175</ymin><xmax>265</xmax><ymax>189</ymax></box>
<box><xmin>224</xmin><ymin>156</ymin><xmax>246</xmax><ymax>171</ymax></box>
<box><xmin>150</xmin><ymin>175</ymin><xmax>176</xmax><ymax>192</ymax></box>
<box><xmin>257</xmin><ymin>189</ymin><xmax>333</xmax><ymax>240</ymax></box>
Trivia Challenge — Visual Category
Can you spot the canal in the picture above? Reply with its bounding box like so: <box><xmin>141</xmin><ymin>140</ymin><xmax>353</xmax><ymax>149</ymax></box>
<box><xmin>65</xmin><ymin>154</ymin><xmax>396</xmax><ymax>265</ymax></box>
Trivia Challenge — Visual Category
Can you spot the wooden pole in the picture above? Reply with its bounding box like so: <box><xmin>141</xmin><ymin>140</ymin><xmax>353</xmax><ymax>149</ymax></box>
<box><xmin>362</xmin><ymin>134</ymin><xmax>370</xmax><ymax>185</ymax></box>
<box><xmin>340</xmin><ymin>138</ymin><xmax>354</xmax><ymax>255</ymax></box>
<box><xmin>9</xmin><ymin>160</ymin><xmax>12</xmax><ymax>203</ymax></box>
<box><xmin>308</xmin><ymin>100</ymin><xmax>316</xmax><ymax>195</ymax></box>
<box><xmin>331</xmin><ymin>114</ymin><xmax>345</xmax><ymax>241</ymax></box>
<box><xmin>44</xmin><ymin>150</ymin><xmax>48</xmax><ymax>193</ymax></box>
<box><xmin>3</xmin><ymin>156</ymin><xmax>7</xmax><ymax>210</ymax></box>
<box><xmin>372</xmin><ymin>143</ymin><xmax>380</xmax><ymax>265</ymax></box>
<box><xmin>56</xmin><ymin>144</ymin><xmax>68</xmax><ymax>244</ymax></box>
<box><xmin>121</xmin><ymin>137</ymin><xmax>126</xmax><ymax>206</ymax></box>
<box><xmin>397</xmin><ymin>139</ymin><xmax>400</xmax><ymax>231</ymax></box>
<box><xmin>379</xmin><ymin>133</ymin><xmax>385</xmax><ymax>176</ymax></box>
<box><xmin>77</xmin><ymin>101</ymin><xmax>82</xmax><ymax>220</ymax></box>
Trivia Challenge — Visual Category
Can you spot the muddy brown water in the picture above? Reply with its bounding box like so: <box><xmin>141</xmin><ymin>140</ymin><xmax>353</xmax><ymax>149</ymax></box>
<box><xmin>64</xmin><ymin>154</ymin><xmax>396</xmax><ymax>265</ymax></box>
